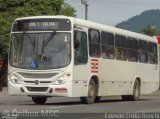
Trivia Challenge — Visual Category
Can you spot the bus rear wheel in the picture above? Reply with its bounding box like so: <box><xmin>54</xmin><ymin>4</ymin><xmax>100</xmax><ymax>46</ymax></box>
<box><xmin>32</xmin><ymin>97</ymin><xmax>47</xmax><ymax>104</ymax></box>
<box><xmin>122</xmin><ymin>80</ymin><xmax>140</xmax><ymax>101</ymax></box>
<box><xmin>131</xmin><ymin>80</ymin><xmax>140</xmax><ymax>101</ymax></box>
<box><xmin>80</xmin><ymin>80</ymin><xmax>96</xmax><ymax>104</ymax></box>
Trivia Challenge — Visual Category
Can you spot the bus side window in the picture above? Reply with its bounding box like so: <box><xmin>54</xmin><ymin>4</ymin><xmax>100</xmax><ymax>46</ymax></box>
<box><xmin>127</xmin><ymin>37</ymin><xmax>138</xmax><ymax>62</ymax></box>
<box><xmin>101</xmin><ymin>31</ymin><xmax>114</xmax><ymax>59</ymax></box>
<box><xmin>138</xmin><ymin>40</ymin><xmax>148</xmax><ymax>63</ymax></box>
<box><xmin>89</xmin><ymin>29</ymin><xmax>101</xmax><ymax>58</ymax></box>
<box><xmin>115</xmin><ymin>35</ymin><xmax>127</xmax><ymax>61</ymax></box>
<box><xmin>148</xmin><ymin>42</ymin><xmax>158</xmax><ymax>64</ymax></box>
<box><xmin>74</xmin><ymin>30</ymin><xmax>88</xmax><ymax>64</ymax></box>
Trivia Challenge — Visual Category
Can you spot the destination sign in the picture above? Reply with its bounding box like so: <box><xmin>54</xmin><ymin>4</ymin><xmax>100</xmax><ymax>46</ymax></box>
<box><xmin>12</xmin><ymin>19</ymin><xmax>71</xmax><ymax>31</ymax></box>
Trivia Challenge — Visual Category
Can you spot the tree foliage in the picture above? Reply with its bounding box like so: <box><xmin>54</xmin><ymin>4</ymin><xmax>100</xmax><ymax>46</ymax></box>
<box><xmin>0</xmin><ymin>0</ymin><xmax>76</xmax><ymax>58</ymax></box>
<box><xmin>141</xmin><ymin>25</ymin><xmax>160</xmax><ymax>36</ymax></box>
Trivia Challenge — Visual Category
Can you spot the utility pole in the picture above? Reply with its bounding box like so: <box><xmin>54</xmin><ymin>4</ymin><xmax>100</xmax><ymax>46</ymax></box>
<box><xmin>81</xmin><ymin>0</ymin><xmax>88</xmax><ymax>20</ymax></box>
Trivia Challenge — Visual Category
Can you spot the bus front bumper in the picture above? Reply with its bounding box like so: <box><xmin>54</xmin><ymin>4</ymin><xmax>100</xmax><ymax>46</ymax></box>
<box><xmin>8</xmin><ymin>81</ymin><xmax>73</xmax><ymax>97</ymax></box>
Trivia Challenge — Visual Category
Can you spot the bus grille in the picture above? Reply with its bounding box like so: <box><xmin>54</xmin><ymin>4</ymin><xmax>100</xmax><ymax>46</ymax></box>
<box><xmin>18</xmin><ymin>72</ymin><xmax>58</xmax><ymax>78</ymax></box>
<box><xmin>24</xmin><ymin>81</ymin><xmax>52</xmax><ymax>84</ymax></box>
<box><xmin>26</xmin><ymin>87</ymin><xmax>48</xmax><ymax>92</ymax></box>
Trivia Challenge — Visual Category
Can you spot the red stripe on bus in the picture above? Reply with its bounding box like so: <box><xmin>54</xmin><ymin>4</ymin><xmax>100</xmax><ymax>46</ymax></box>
<box><xmin>91</xmin><ymin>71</ymin><xmax>98</xmax><ymax>73</ymax></box>
<box><xmin>91</xmin><ymin>59</ymin><xmax>98</xmax><ymax>61</ymax></box>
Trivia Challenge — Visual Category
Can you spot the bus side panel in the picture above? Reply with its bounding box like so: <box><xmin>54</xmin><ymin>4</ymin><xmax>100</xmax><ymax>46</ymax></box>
<box><xmin>139</xmin><ymin>64</ymin><xmax>159</xmax><ymax>94</ymax></box>
<box><xmin>98</xmin><ymin>60</ymin><xmax>134</xmax><ymax>96</ymax></box>
<box><xmin>98</xmin><ymin>59</ymin><xmax>159</xmax><ymax>96</ymax></box>
<box><xmin>72</xmin><ymin>65</ymin><xmax>89</xmax><ymax>97</ymax></box>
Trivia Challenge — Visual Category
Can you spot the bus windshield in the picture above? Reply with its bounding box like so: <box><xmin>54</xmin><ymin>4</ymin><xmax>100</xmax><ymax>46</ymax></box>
<box><xmin>9</xmin><ymin>32</ymin><xmax>71</xmax><ymax>69</ymax></box>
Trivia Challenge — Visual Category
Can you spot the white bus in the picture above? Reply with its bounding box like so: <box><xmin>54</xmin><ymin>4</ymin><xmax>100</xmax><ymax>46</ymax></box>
<box><xmin>8</xmin><ymin>16</ymin><xmax>159</xmax><ymax>104</ymax></box>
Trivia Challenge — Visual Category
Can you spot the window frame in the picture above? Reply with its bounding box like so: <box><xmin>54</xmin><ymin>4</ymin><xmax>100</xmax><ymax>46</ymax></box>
<box><xmin>127</xmin><ymin>37</ymin><xmax>138</xmax><ymax>62</ymax></box>
<box><xmin>115</xmin><ymin>34</ymin><xmax>127</xmax><ymax>61</ymax></box>
<box><xmin>101</xmin><ymin>31</ymin><xmax>114</xmax><ymax>60</ymax></box>
<box><xmin>88</xmin><ymin>28</ymin><xmax>101</xmax><ymax>58</ymax></box>
<box><xmin>138</xmin><ymin>39</ymin><xmax>148</xmax><ymax>63</ymax></box>
<box><xmin>148</xmin><ymin>42</ymin><xmax>158</xmax><ymax>64</ymax></box>
<box><xmin>74</xmin><ymin>30</ymin><xmax>88</xmax><ymax>65</ymax></box>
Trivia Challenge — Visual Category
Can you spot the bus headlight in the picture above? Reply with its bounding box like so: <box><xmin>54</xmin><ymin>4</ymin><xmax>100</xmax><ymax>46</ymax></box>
<box><xmin>54</xmin><ymin>73</ymin><xmax>71</xmax><ymax>85</ymax></box>
<box><xmin>8</xmin><ymin>72</ymin><xmax>21</xmax><ymax>84</ymax></box>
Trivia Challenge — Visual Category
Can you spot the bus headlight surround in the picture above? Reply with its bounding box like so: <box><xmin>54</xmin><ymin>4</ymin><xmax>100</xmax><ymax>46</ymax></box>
<box><xmin>8</xmin><ymin>72</ymin><xmax>21</xmax><ymax>84</ymax></box>
<box><xmin>54</xmin><ymin>73</ymin><xmax>71</xmax><ymax>85</ymax></box>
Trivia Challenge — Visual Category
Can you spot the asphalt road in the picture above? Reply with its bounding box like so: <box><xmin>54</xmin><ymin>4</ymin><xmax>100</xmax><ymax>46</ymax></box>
<box><xmin>1</xmin><ymin>88</ymin><xmax>160</xmax><ymax>119</ymax></box>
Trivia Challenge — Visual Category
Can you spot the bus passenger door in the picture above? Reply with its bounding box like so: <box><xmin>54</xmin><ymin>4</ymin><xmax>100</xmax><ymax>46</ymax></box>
<box><xmin>72</xmin><ymin>29</ymin><xmax>89</xmax><ymax>97</ymax></box>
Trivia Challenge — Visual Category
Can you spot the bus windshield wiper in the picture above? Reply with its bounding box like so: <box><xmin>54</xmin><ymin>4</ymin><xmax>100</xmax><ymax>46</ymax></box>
<box><xmin>41</xmin><ymin>30</ymin><xmax>56</xmax><ymax>60</ymax></box>
<box><xmin>44</xmin><ymin>30</ymin><xmax>56</xmax><ymax>47</ymax></box>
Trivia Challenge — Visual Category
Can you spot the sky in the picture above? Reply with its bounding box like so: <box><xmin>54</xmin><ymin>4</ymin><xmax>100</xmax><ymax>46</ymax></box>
<box><xmin>65</xmin><ymin>0</ymin><xmax>160</xmax><ymax>26</ymax></box>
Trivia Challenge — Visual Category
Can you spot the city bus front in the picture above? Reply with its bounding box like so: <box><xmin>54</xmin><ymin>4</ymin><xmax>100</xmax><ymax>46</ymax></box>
<box><xmin>8</xmin><ymin>16</ymin><xmax>74</xmax><ymax>103</ymax></box>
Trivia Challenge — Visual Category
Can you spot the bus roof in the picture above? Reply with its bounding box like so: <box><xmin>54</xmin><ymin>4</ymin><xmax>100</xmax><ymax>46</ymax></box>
<box><xmin>73</xmin><ymin>17</ymin><xmax>157</xmax><ymax>43</ymax></box>
<box><xmin>14</xmin><ymin>15</ymin><xmax>73</xmax><ymax>21</ymax></box>
<box><xmin>14</xmin><ymin>15</ymin><xmax>157</xmax><ymax>43</ymax></box>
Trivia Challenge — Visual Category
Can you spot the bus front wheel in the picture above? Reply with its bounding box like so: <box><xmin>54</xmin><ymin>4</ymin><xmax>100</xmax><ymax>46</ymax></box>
<box><xmin>32</xmin><ymin>97</ymin><xmax>47</xmax><ymax>104</ymax></box>
<box><xmin>80</xmin><ymin>80</ymin><xmax>96</xmax><ymax>104</ymax></box>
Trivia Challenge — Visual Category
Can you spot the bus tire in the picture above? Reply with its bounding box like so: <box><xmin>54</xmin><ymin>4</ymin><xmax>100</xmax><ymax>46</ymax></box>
<box><xmin>121</xmin><ymin>80</ymin><xmax>140</xmax><ymax>101</ymax></box>
<box><xmin>130</xmin><ymin>80</ymin><xmax>140</xmax><ymax>101</ymax></box>
<box><xmin>94</xmin><ymin>96</ymin><xmax>101</xmax><ymax>102</ymax></box>
<box><xmin>32</xmin><ymin>97</ymin><xmax>47</xmax><ymax>104</ymax></box>
<box><xmin>80</xmin><ymin>80</ymin><xmax>96</xmax><ymax>104</ymax></box>
<box><xmin>121</xmin><ymin>95</ymin><xmax>128</xmax><ymax>101</ymax></box>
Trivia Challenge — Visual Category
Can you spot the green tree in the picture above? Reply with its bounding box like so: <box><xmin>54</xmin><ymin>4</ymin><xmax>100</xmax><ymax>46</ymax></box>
<box><xmin>141</xmin><ymin>25</ymin><xmax>160</xmax><ymax>36</ymax></box>
<box><xmin>0</xmin><ymin>0</ymin><xmax>76</xmax><ymax>57</ymax></box>
<box><xmin>0</xmin><ymin>0</ymin><xmax>76</xmax><ymax>87</ymax></box>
